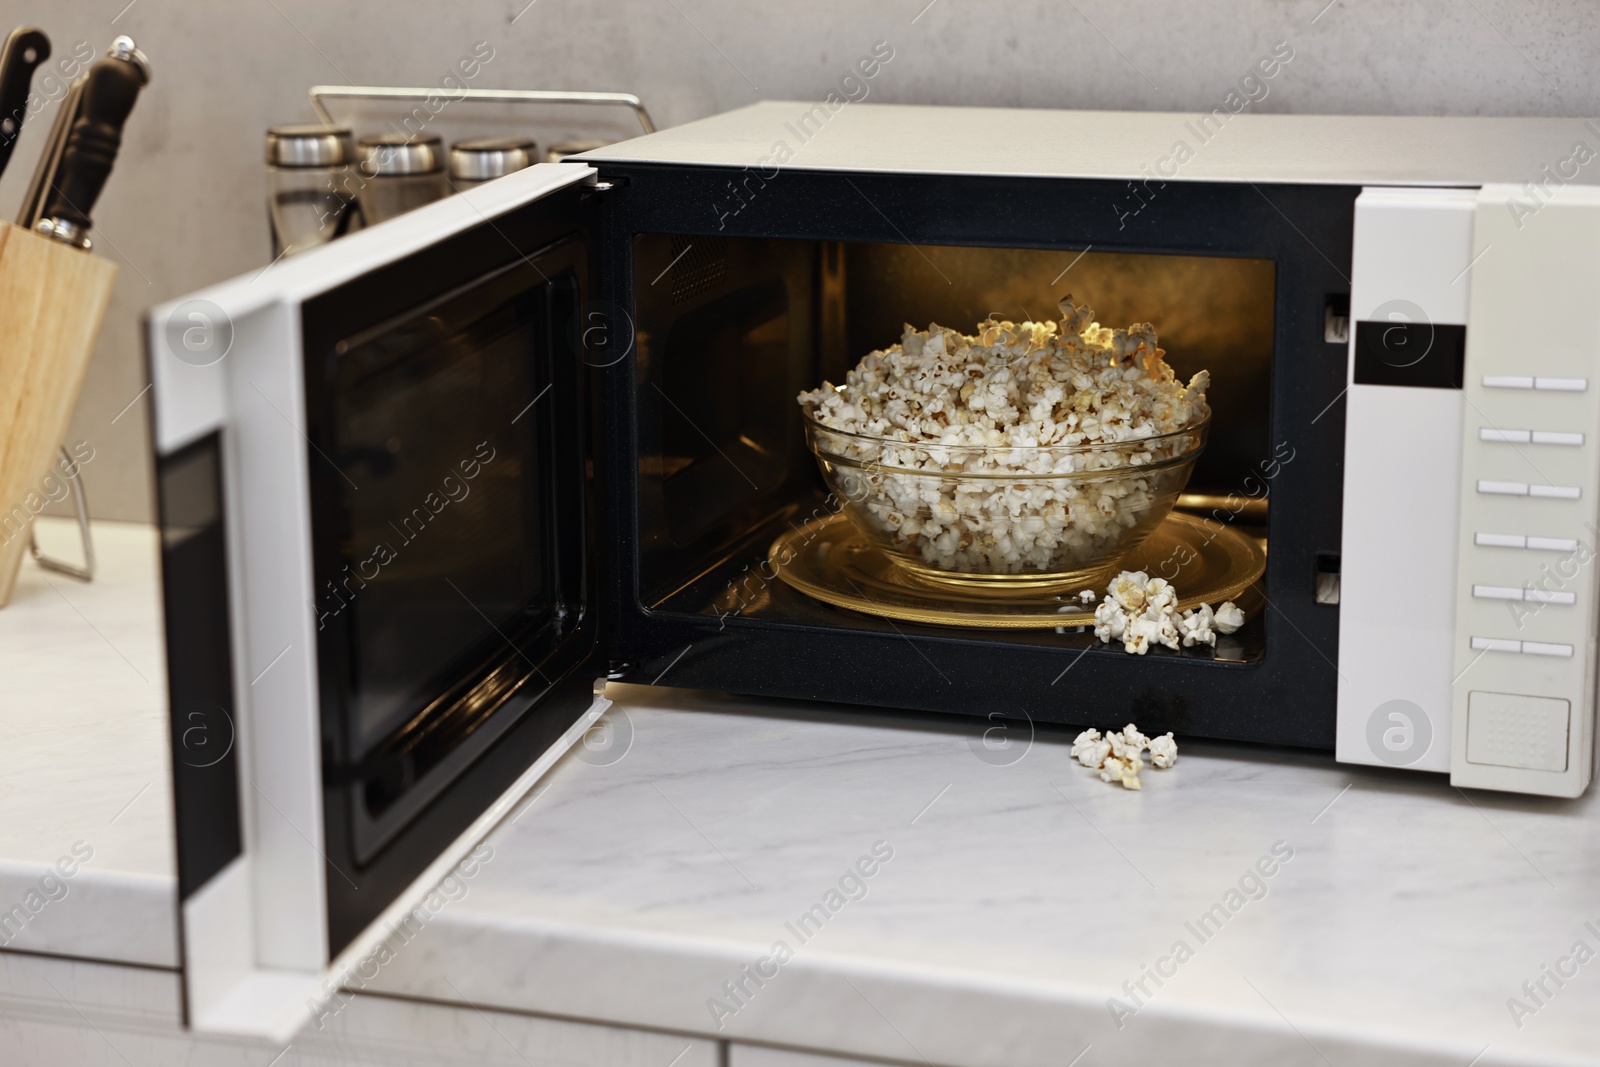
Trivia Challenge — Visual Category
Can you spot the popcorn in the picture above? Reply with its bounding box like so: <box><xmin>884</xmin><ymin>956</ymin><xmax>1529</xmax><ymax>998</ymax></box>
<box><xmin>1078</xmin><ymin>589</ymin><xmax>1097</xmax><ymax>604</ymax></box>
<box><xmin>1097</xmin><ymin>750</ymin><xmax>1144</xmax><ymax>789</ymax></box>
<box><xmin>1071</xmin><ymin>728</ymin><xmax>1112</xmax><ymax>769</ymax></box>
<box><xmin>1119</xmin><ymin>752</ymin><xmax>1145</xmax><ymax>790</ymax></box>
<box><xmin>1078</xmin><ymin>738</ymin><xmax>1112</xmax><ymax>768</ymax></box>
<box><xmin>1177</xmin><ymin>602</ymin><xmax>1217</xmax><ymax>648</ymax></box>
<box><xmin>1122</xmin><ymin>618</ymin><xmax>1154</xmax><ymax>655</ymax></box>
<box><xmin>1089</xmin><ymin>571</ymin><xmax>1246</xmax><ymax>655</ymax></box>
<box><xmin>1109</xmin><ymin>570</ymin><xmax>1150</xmax><ymax>614</ymax></box>
<box><xmin>1213</xmin><ymin>601</ymin><xmax>1245</xmax><ymax>634</ymax></box>
<box><xmin>1073</xmin><ymin>721</ymin><xmax>1177</xmax><ymax>789</ymax></box>
<box><xmin>1101</xmin><ymin>734</ymin><xmax>1128</xmax><ymax>761</ymax></box>
<box><xmin>1145</xmin><ymin>578</ymin><xmax>1177</xmax><ymax>618</ymax></box>
<box><xmin>1099</xmin><ymin>756</ymin><xmax>1129</xmax><ymax>784</ymax></box>
<box><xmin>798</xmin><ymin>297</ymin><xmax>1209</xmax><ymax>576</ymax></box>
<box><xmin>1093</xmin><ymin>598</ymin><xmax>1128</xmax><ymax>643</ymax></box>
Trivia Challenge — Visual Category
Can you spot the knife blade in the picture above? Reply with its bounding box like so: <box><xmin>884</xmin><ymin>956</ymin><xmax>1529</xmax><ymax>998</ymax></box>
<box><xmin>36</xmin><ymin>35</ymin><xmax>148</xmax><ymax>249</ymax></box>
<box><xmin>15</xmin><ymin>75</ymin><xmax>81</xmax><ymax>229</ymax></box>
<box><xmin>0</xmin><ymin>27</ymin><xmax>51</xmax><ymax>181</ymax></box>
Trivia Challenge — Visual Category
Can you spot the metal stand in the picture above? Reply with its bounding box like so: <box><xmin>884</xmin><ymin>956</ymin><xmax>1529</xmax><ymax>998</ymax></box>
<box><xmin>308</xmin><ymin>86</ymin><xmax>655</xmax><ymax>135</ymax></box>
<box><xmin>29</xmin><ymin>445</ymin><xmax>94</xmax><ymax>581</ymax></box>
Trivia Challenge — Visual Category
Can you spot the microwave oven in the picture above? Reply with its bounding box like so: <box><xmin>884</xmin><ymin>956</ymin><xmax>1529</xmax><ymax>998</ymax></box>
<box><xmin>146</xmin><ymin>102</ymin><xmax>1600</xmax><ymax>1036</ymax></box>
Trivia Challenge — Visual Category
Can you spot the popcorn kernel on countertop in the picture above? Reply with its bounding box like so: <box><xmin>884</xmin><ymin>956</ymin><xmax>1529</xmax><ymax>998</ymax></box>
<box><xmin>1148</xmin><ymin>733</ymin><xmax>1179</xmax><ymax>769</ymax></box>
<box><xmin>1071</xmin><ymin>723</ymin><xmax>1177</xmax><ymax>789</ymax></box>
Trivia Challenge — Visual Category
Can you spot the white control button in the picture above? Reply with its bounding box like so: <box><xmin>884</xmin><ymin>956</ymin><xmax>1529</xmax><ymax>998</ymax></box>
<box><xmin>1527</xmin><ymin>536</ymin><xmax>1579</xmax><ymax>552</ymax></box>
<box><xmin>1531</xmin><ymin>431</ymin><xmax>1585</xmax><ymax>445</ymax></box>
<box><xmin>1478</xmin><ymin>481</ymin><xmax>1529</xmax><ymax>496</ymax></box>
<box><xmin>1472</xmin><ymin>637</ymin><xmax>1522</xmax><ymax>652</ymax></box>
<box><xmin>1473</xmin><ymin>585</ymin><xmax>1524</xmax><ymax>600</ymax></box>
<box><xmin>1530</xmin><ymin>484</ymin><xmax>1581</xmax><ymax>499</ymax></box>
<box><xmin>1535</xmin><ymin>377</ymin><xmax>1588</xmax><ymax>392</ymax></box>
<box><xmin>1522</xmin><ymin>641</ymin><xmax>1574</xmax><ymax>657</ymax></box>
<box><xmin>1523</xmin><ymin>589</ymin><xmax>1576</xmax><ymax>604</ymax></box>
<box><xmin>1483</xmin><ymin>376</ymin><xmax>1534</xmax><ymax>389</ymax></box>
<box><xmin>1480</xmin><ymin>428</ymin><xmax>1532</xmax><ymax>443</ymax></box>
<box><xmin>1476</xmin><ymin>532</ymin><xmax>1527</xmax><ymax>548</ymax></box>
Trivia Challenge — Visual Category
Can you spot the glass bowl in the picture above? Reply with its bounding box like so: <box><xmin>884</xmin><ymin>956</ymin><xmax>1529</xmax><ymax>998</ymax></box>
<box><xmin>803</xmin><ymin>408</ymin><xmax>1210</xmax><ymax>589</ymax></box>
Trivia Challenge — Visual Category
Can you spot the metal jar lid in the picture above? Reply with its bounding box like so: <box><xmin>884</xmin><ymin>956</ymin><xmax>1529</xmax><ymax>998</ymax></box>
<box><xmin>266</xmin><ymin>124</ymin><xmax>354</xmax><ymax>168</ymax></box>
<box><xmin>545</xmin><ymin>138</ymin><xmax>612</xmax><ymax>163</ymax></box>
<box><xmin>359</xmin><ymin>133</ymin><xmax>444</xmax><ymax>177</ymax></box>
<box><xmin>450</xmin><ymin>137</ymin><xmax>537</xmax><ymax>182</ymax></box>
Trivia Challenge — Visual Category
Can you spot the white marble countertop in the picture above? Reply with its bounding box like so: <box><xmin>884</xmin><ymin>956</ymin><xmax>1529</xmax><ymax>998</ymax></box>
<box><xmin>372</xmin><ymin>687</ymin><xmax>1600</xmax><ymax>1067</ymax></box>
<box><xmin>0</xmin><ymin>519</ymin><xmax>175</xmax><ymax>968</ymax></box>
<box><xmin>7</xmin><ymin>521</ymin><xmax>1600</xmax><ymax>1065</ymax></box>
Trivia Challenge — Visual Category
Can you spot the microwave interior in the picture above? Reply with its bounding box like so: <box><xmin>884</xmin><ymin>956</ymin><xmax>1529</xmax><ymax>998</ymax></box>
<box><xmin>630</xmin><ymin>234</ymin><xmax>1277</xmax><ymax>660</ymax></box>
<box><xmin>269</xmin><ymin>171</ymin><xmax>1345</xmax><ymax>955</ymax></box>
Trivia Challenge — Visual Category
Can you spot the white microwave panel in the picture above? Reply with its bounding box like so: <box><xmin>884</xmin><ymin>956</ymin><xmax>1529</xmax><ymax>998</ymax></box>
<box><xmin>229</xmin><ymin>297</ymin><xmax>325</xmax><ymax>975</ymax></box>
<box><xmin>1336</xmin><ymin>188</ymin><xmax>1477</xmax><ymax>775</ymax></box>
<box><xmin>149</xmin><ymin>163</ymin><xmax>594</xmax><ymax>454</ymax></box>
<box><xmin>577</xmin><ymin>102</ymin><xmax>1600</xmax><ymax>189</ymax></box>
<box><xmin>147</xmin><ymin>162</ymin><xmax>600</xmax><ymax>1038</ymax></box>
<box><xmin>1449</xmin><ymin>183</ymin><xmax>1600</xmax><ymax>798</ymax></box>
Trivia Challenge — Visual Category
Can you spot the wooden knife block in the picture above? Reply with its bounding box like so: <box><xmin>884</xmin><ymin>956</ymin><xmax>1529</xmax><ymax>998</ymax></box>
<box><xmin>0</xmin><ymin>219</ymin><xmax>117</xmax><ymax>606</ymax></box>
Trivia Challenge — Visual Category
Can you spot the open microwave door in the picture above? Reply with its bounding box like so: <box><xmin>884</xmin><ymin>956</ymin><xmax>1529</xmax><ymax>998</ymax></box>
<box><xmin>146</xmin><ymin>164</ymin><xmax>608</xmax><ymax>1039</ymax></box>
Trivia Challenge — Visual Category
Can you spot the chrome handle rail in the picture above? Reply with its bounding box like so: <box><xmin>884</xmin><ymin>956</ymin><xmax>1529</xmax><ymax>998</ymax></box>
<box><xmin>308</xmin><ymin>86</ymin><xmax>656</xmax><ymax>135</ymax></box>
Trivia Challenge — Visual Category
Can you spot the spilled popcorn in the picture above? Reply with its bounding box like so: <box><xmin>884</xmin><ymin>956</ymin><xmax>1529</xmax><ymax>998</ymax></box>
<box><xmin>1071</xmin><ymin>723</ymin><xmax>1178</xmax><ymax>790</ymax></box>
<box><xmin>1091</xmin><ymin>570</ymin><xmax>1243</xmax><ymax>655</ymax></box>
<box><xmin>797</xmin><ymin>296</ymin><xmax>1209</xmax><ymax>575</ymax></box>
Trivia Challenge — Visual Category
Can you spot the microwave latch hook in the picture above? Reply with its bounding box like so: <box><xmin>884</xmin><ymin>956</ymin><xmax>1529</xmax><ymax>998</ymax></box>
<box><xmin>582</xmin><ymin>173</ymin><xmax>627</xmax><ymax>193</ymax></box>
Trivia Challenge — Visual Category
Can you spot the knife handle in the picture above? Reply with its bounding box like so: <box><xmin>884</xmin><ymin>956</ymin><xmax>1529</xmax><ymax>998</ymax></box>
<box><xmin>39</xmin><ymin>48</ymin><xmax>147</xmax><ymax>234</ymax></box>
<box><xmin>0</xmin><ymin>28</ymin><xmax>51</xmax><ymax>150</ymax></box>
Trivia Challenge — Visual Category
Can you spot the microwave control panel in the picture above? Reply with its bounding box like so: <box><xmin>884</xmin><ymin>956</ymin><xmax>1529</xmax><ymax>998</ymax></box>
<box><xmin>1337</xmin><ymin>185</ymin><xmax>1600</xmax><ymax>797</ymax></box>
<box><xmin>1449</xmin><ymin>184</ymin><xmax>1600</xmax><ymax>797</ymax></box>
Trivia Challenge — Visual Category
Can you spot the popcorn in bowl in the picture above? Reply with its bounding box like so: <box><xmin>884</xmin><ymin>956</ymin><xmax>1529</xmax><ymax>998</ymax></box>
<box><xmin>798</xmin><ymin>296</ymin><xmax>1211</xmax><ymax>582</ymax></box>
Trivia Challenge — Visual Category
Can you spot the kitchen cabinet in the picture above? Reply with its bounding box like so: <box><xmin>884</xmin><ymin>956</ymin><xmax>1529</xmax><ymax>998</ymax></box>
<box><xmin>0</xmin><ymin>952</ymin><xmax>717</xmax><ymax>1067</ymax></box>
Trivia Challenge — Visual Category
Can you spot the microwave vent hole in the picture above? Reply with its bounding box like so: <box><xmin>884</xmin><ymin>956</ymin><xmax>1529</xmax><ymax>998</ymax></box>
<box><xmin>669</xmin><ymin>235</ymin><xmax>729</xmax><ymax>305</ymax></box>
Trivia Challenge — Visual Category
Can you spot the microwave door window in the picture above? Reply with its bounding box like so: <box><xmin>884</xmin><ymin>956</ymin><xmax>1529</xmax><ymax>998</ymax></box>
<box><xmin>317</xmin><ymin>265</ymin><xmax>572</xmax><ymax>866</ymax></box>
<box><xmin>336</xmin><ymin>311</ymin><xmax>549</xmax><ymax>758</ymax></box>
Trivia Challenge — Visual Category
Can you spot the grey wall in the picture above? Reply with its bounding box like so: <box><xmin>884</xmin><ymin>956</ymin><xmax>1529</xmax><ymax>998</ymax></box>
<box><xmin>4</xmin><ymin>0</ymin><xmax>1598</xmax><ymax>522</ymax></box>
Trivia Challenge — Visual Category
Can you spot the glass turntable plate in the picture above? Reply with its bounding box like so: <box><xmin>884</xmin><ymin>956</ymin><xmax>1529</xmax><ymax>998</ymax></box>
<box><xmin>769</xmin><ymin>511</ymin><xmax>1266</xmax><ymax>630</ymax></box>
